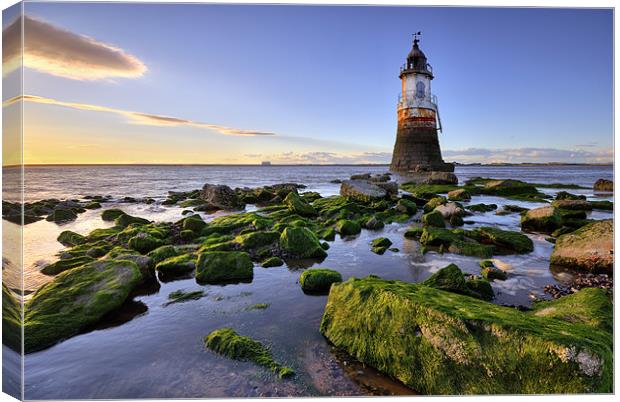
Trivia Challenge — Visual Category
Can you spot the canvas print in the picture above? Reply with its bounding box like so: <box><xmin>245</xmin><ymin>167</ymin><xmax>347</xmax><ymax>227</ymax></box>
<box><xmin>1</xmin><ymin>1</ymin><xmax>614</xmax><ymax>399</ymax></box>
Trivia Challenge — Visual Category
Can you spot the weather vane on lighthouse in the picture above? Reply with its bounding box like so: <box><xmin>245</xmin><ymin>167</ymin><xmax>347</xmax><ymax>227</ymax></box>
<box><xmin>390</xmin><ymin>33</ymin><xmax>454</xmax><ymax>174</ymax></box>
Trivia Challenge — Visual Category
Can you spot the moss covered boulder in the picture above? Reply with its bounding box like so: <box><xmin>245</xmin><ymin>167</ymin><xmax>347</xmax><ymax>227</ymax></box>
<box><xmin>521</xmin><ymin>206</ymin><xmax>562</xmax><ymax>233</ymax></box>
<box><xmin>422</xmin><ymin>210</ymin><xmax>445</xmax><ymax>228</ymax></box>
<box><xmin>479</xmin><ymin>260</ymin><xmax>508</xmax><ymax>281</ymax></box>
<box><xmin>156</xmin><ymin>254</ymin><xmax>196</xmax><ymax>276</ymax></box>
<box><xmin>299</xmin><ymin>268</ymin><xmax>342</xmax><ymax>294</ymax></box>
<box><xmin>101</xmin><ymin>208</ymin><xmax>126</xmax><ymax>221</ymax></box>
<box><xmin>204</xmin><ymin>328</ymin><xmax>294</xmax><ymax>378</ymax></box>
<box><xmin>550</xmin><ymin>220</ymin><xmax>613</xmax><ymax>274</ymax></box>
<box><xmin>422</xmin><ymin>264</ymin><xmax>493</xmax><ymax>301</ymax></box>
<box><xmin>320</xmin><ymin>276</ymin><xmax>612</xmax><ymax>394</ymax></box>
<box><xmin>423</xmin><ymin>196</ymin><xmax>447</xmax><ymax>213</ymax></box>
<box><xmin>472</xmin><ymin>226</ymin><xmax>534</xmax><ymax>254</ymax></box>
<box><xmin>482</xmin><ymin>179</ymin><xmax>539</xmax><ymax>196</ymax></box>
<box><xmin>340</xmin><ymin>180</ymin><xmax>387</xmax><ymax>203</ymax></box>
<box><xmin>57</xmin><ymin>230</ymin><xmax>86</xmax><ymax>247</ymax></box>
<box><xmin>284</xmin><ymin>192</ymin><xmax>317</xmax><ymax>217</ymax></box>
<box><xmin>40</xmin><ymin>255</ymin><xmax>94</xmax><ymax>275</ymax></box>
<box><xmin>448</xmin><ymin>189</ymin><xmax>471</xmax><ymax>201</ymax></box>
<box><xmin>128</xmin><ymin>233</ymin><xmax>164</xmax><ymax>254</ymax></box>
<box><xmin>234</xmin><ymin>231</ymin><xmax>280</xmax><ymax>250</ymax></box>
<box><xmin>195</xmin><ymin>251</ymin><xmax>253</xmax><ymax>284</ymax></box>
<box><xmin>336</xmin><ymin>219</ymin><xmax>361</xmax><ymax>236</ymax></box>
<box><xmin>181</xmin><ymin>215</ymin><xmax>207</xmax><ymax>232</ymax></box>
<box><xmin>261</xmin><ymin>256</ymin><xmax>284</xmax><ymax>268</ymax></box>
<box><xmin>279</xmin><ymin>227</ymin><xmax>327</xmax><ymax>259</ymax></box>
<box><xmin>370</xmin><ymin>237</ymin><xmax>392</xmax><ymax>254</ymax></box>
<box><xmin>551</xmin><ymin>199</ymin><xmax>592</xmax><ymax>211</ymax></box>
<box><xmin>25</xmin><ymin>260</ymin><xmax>142</xmax><ymax>353</ymax></box>
<box><xmin>396</xmin><ymin>199</ymin><xmax>417</xmax><ymax>215</ymax></box>
<box><xmin>115</xmin><ymin>213</ymin><xmax>150</xmax><ymax>228</ymax></box>
<box><xmin>46</xmin><ymin>208</ymin><xmax>78</xmax><ymax>223</ymax></box>
<box><xmin>2</xmin><ymin>284</ymin><xmax>22</xmax><ymax>352</ymax></box>
<box><xmin>147</xmin><ymin>245</ymin><xmax>178</xmax><ymax>264</ymax></box>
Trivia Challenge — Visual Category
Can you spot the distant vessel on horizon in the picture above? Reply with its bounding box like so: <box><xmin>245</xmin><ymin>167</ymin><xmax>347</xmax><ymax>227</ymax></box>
<box><xmin>261</xmin><ymin>161</ymin><xmax>272</xmax><ymax>166</ymax></box>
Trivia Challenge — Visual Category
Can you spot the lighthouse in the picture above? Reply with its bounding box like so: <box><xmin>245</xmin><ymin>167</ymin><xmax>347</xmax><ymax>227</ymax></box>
<box><xmin>390</xmin><ymin>33</ymin><xmax>453</xmax><ymax>174</ymax></box>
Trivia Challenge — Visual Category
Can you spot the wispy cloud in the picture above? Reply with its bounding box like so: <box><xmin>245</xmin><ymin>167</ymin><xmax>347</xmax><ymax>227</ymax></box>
<box><xmin>244</xmin><ymin>151</ymin><xmax>392</xmax><ymax>164</ymax></box>
<box><xmin>442</xmin><ymin>147</ymin><xmax>613</xmax><ymax>164</ymax></box>
<box><xmin>3</xmin><ymin>15</ymin><xmax>147</xmax><ymax>80</ymax></box>
<box><xmin>4</xmin><ymin>95</ymin><xmax>276</xmax><ymax>136</ymax></box>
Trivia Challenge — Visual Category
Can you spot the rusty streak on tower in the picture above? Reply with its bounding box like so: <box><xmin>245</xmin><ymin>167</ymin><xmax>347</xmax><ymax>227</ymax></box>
<box><xmin>390</xmin><ymin>33</ymin><xmax>453</xmax><ymax>174</ymax></box>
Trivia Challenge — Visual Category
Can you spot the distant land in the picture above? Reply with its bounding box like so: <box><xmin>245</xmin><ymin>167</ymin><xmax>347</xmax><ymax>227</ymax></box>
<box><xmin>5</xmin><ymin>162</ymin><xmax>614</xmax><ymax>168</ymax></box>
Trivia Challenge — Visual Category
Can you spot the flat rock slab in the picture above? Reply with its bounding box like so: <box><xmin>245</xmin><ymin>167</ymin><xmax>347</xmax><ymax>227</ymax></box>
<box><xmin>340</xmin><ymin>180</ymin><xmax>386</xmax><ymax>202</ymax></box>
<box><xmin>550</xmin><ymin>219</ymin><xmax>613</xmax><ymax>274</ymax></box>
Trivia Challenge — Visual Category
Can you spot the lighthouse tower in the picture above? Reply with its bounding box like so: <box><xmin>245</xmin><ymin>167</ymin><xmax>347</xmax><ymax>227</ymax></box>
<box><xmin>390</xmin><ymin>34</ymin><xmax>453</xmax><ymax>173</ymax></box>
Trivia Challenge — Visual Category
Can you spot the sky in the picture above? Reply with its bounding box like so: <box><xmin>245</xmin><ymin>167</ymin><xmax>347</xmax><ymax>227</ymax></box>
<box><xmin>2</xmin><ymin>3</ymin><xmax>614</xmax><ymax>165</ymax></box>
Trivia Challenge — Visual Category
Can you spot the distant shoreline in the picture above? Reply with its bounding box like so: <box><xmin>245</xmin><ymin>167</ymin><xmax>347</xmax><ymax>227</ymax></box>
<box><xmin>2</xmin><ymin>163</ymin><xmax>613</xmax><ymax>168</ymax></box>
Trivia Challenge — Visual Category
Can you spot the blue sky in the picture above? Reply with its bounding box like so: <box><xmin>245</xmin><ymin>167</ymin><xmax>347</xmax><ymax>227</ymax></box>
<box><xmin>3</xmin><ymin>3</ymin><xmax>613</xmax><ymax>164</ymax></box>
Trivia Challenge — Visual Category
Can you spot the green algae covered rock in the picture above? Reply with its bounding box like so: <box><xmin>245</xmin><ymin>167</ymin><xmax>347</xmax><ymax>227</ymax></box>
<box><xmin>40</xmin><ymin>255</ymin><xmax>94</xmax><ymax>275</ymax></box>
<box><xmin>320</xmin><ymin>276</ymin><xmax>612</xmax><ymax>394</ymax></box>
<box><xmin>479</xmin><ymin>260</ymin><xmax>507</xmax><ymax>281</ymax></box>
<box><xmin>336</xmin><ymin>219</ymin><xmax>361</xmax><ymax>236</ymax></box>
<box><xmin>300</xmin><ymin>268</ymin><xmax>343</xmax><ymax>294</ymax></box>
<box><xmin>447</xmin><ymin>188</ymin><xmax>471</xmax><ymax>201</ymax></box>
<box><xmin>521</xmin><ymin>206</ymin><xmax>562</xmax><ymax>233</ymax></box>
<box><xmin>370</xmin><ymin>237</ymin><xmax>392</xmax><ymax>254</ymax></box>
<box><xmin>396</xmin><ymin>199</ymin><xmax>417</xmax><ymax>215</ymax></box>
<box><xmin>204</xmin><ymin>328</ymin><xmax>294</xmax><ymax>378</ymax></box>
<box><xmin>550</xmin><ymin>220</ymin><xmax>613</xmax><ymax>274</ymax></box>
<box><xmin>482</xmin><ymin>179</ymin><xmax>539</xmax><ymax>196</ymax></box>
<box><xmin>422</xmin><ymin>210</ymin><xmax>445</xmax><ymax>228</ymax></box>
<box><xmin>261</xmin><ymin>256</ymin><xmax>284</xmax><ymax>268</ymax></box>
<box><xmin>25</xmin><ymin>260</ymin><xmax>142</xmax><ymax>353</ymax></box>
<box><xmin>472</xmin><ymin>226</ymin><xmax>534</xmax><ymax>254</ymax></box>
<box><xmin>115</xmin><ymin>213</ymin><xmax>150</xmax><ymax>228</ymax></box>
<box><xmin>195</xmin><ymin>251</ymin><xmax>253</xmax><ymax>284</ymax></box>
<box><xmin>128</xmin><ymin>233</ymin><xmax>164</xmax><ymax>254</ymax></box>
<box><xmin>422</xmin><ymin>264</ymin><xmax>493</xmax><ymax>300</ymax></box>
<box><xmin>2</xmin><ymin>284</ymin><xmax>22</xmax><ymax>352</ymax></box>
<box><xmin>57</xmin><ymin>230</ymin><xmax>86</xmax><ymax>247</ymax></box>
<box><xmin>234</xmin><ymin>231</ymin><xmax>280</xmax><ymax>250</ymax></box>
<box><xmin>101</xmin><ymin>208</ymin><xmax>126</xmax><ymax>221</ymax></box>
<box><xmin>466</xmin><ymin>203</ymin><xmax>497</xmax><ymax>213</ymax></box>
<box><xmin>156</xmin><ymin>254</ymin><xmax>196</xmax><ymax>276</ymax></box>
<box><xmin>284</xmin><ymin>192</ymin><xmax>317</xmax><ymax>217</ymax></box>
<box><xmin>147</xmin><ymin>245</ymin><xmax>179</xmax><ymax>263</ymax></box>
<box><xmin>181</xmin><ymin>215</ymin><xmax>207</xmax><ymax>232</ymax></box>
<box><xmin>46</xmin><ymin>208</ymin><xmax>78</xmax><ymax>223</ymax></box>
<box><xmin>279</xmin><ymin>227</ymin><xmax>327</xmax><ymax>259</ymax></box>
<box><xmin>423</xmin><ymin>196</ymin><xmax>447</xmax><ymax>213</ymax></box>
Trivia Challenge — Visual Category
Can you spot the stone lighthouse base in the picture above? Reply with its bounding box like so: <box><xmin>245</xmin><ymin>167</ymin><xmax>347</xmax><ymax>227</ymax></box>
<box><xmin>389</xmin><ymin>127</ymin><xmax>454</xmax><ymax>182</ymax></box>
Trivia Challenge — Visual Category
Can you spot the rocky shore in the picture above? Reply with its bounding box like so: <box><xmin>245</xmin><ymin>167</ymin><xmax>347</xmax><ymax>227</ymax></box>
<box><xmin>2</xmin><ymin>172</ymin><xmax>613</xmax><ymax>394</ymax></box>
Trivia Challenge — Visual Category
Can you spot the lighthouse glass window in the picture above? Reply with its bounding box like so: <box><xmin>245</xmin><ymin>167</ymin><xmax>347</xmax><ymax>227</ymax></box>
<box><xmin>415</xmin><ymin>81</ymin><xmax>426</xmax><ymax>99</ymax></box>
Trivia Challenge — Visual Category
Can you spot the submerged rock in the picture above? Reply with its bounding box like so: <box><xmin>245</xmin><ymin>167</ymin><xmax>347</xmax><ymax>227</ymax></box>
<box><xmin>521</xmin><ymin>206</ymin><xmax>562</xmax><ymax>233</ymax></box>
<box><xmin>593</xmin><ymin>179</ymin><xmax>613</xmax><ymax>192</ymax></box>
<box><xmin>550</xmin><ymin>220</ymin><xmax>613</xmax><ymax>274</ymax></box>
<box><xmin>25</xmin><ymin>260</ymin><xmax>142</xmax><ymax>353</ymax></box>
<box><xmin>299</xmin><ymin>268</ymin><xmax>343</xmax><ymax>294</ymax></box>
<box><xmin>57</xmin><ymin>230</ymin><xmax>86</xmax><ymax>247</ymax></box>
<box><xmin>320</xmin><ymin>276</ymin><xmax>612</xmax><ymax>394</ymax></box>
<box><xmin>204</xmin><ymin>328</ymin><xmax>294</xmax><ymax>378</ymax></box>
<box><xmin>340</xmin><ymin>180</ymin><xmax>387</xmax><ymax>203</ymax></box>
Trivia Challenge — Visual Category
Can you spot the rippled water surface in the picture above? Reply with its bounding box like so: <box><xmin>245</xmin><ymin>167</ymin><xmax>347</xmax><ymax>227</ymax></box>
<box><xmin>1</xmin><ymin>164</ymin><xmax>612</xmax><ymax>399</ymax></box>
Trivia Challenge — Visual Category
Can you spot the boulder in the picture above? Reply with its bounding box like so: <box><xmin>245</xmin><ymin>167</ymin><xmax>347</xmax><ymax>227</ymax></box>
<box><xmin>299</xmin><ymin>268</ymin><xmax>343</xmax><ymax>293</ymax></box>
<box><xmin>200</xmin><ymin>184</ymin><xmax>245</xmax><ymax>210</ymax></box>
<box><xmin>336</xmin><ymin>219</ymin><xmax>362</xmax><ymax>236</ymax></box>
<box><xmin>421</xmin><ymin>171</ymin><xmax>458</xmax><ymax>185</ymax></box>
<box><xmin>146</xmin><ymin>245</ymin><xmax>178</xmax><ymax>264</ymax></box>
<box><xmin>284</xmin><ymin>192</ymin><xmax>317</xmax><ymax>217</ymax></box>
<box><xmin>472</xmin><ymin>226</ymin><xmax>534</xmax><ymax>254</ymax></box>
<box><xmin>375</xmin><ymin>181</ymin><xmax>398</xmax><ymax>196</ymax></box>
<box><xmin>340</xmin><ymin>180</ymin><xmax>387</xmax><ymax>203</ymax></box>
<box><xmin>521</xmin><ymin>206</ymin><xmax>562</xmax><ymax>233</ymax></box>
<box><xmin>25</xmin><ymin>260</ymin><xmax>142</xmax><ymax>352</ymax></box>
<box><xmin>482</xmin><ymin>179</ymin><xmax>538</xmax><ymax>196</ymax></box>
<box><xmin>320</xmin><ymin>276</ymin><xmax>612</xmax><ymax>394</ymax></box>
<box><xmin>555</xmin><ymin>191</ymin><xmax>586</xmax><ymax>201</ymax></box>
<box><xmin>434</xmin><ymin>202</ymin><xmax>465</xmax><ymax>220</ymax></box>
<box><xmin>46</xmin><ymin>208</ymin><xmax>77</xmax><ymax>223</ymax></box>
<box><xmin>370</xmin><ymin>237</ymin><xmax>392</xmax><ymax>254</ymax></box>
<box><xmin>57</xmin><ymin>230</ymin><xmax>85</xmax><ymax>247</ymax></box>
<box><xmin>40</xmin><ymin>255</ymin><xmax>94</xmax><ymax>275</ymax></box>
<box><xmin>447</xmin><ymin>189</ymin><xmax>471</xmax><ymax>201</ymax></box>
<box><xmin>195</xmin><ymin>251</ymin><xmax>253</xmax><ymax>284</ymax></box>
<box><xmin>279</xmin><ymin>227</ymin><xmax>327</xmax><ymax>259</ymax></box>
<box><xmin>422</xmin><ymin>210</ymin><xmax>445</xmax><ymax>228</ymax></box>
<box><xmin>423</xmin><ymin>196</ymin><xmax>447</xmax><ymax>213</ymax></box>
<box><xmin>421</xmin><ymin>264</ymin><xmax>493</xmax><ymax>300</ymax></box>
<box><xmin>261</xmin><ymin>256</ymin><xmax>284</xmax><ymax>268</ymax></box>
<box><xmin>128</xmin><ymin>233</ymin><xmax>164</xmax><ymax>254</ymax></box>
<box><xmin>156</xmin><ymin>254</ymin><xmax>196</xmax><ymax>276</ymax></box>
<box><xmin>363</xmin><ymin>216</ymin><xmax>385</xmax><ymax>231</ymax></box>
<box><xmin>479</xmin><ymin>260</ymin><xmax>507</xmax><ymax>281</ymax></box>
<box><xmin>593</xmin><ymin>179</ymin><xmax>613</xmax><ymax>192</ymax></box>
<box><xmin>550</xmin><ymin>220</ymin><xmax>613</xmax><ymax>274</ymax></box>
<box><xmin>395</xmin><ymin>199</ymin><xmax>417</xmax><ymax>215</ymax></box>
<box><xmin>551</xmin><ymin>199</ymin><xmax>592</xmax><ymax>211</ymax></box>
<box><xmin>115</xmin><ymin>213</ymin><xmax>150</xmax><ymax>228</ymax></box>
